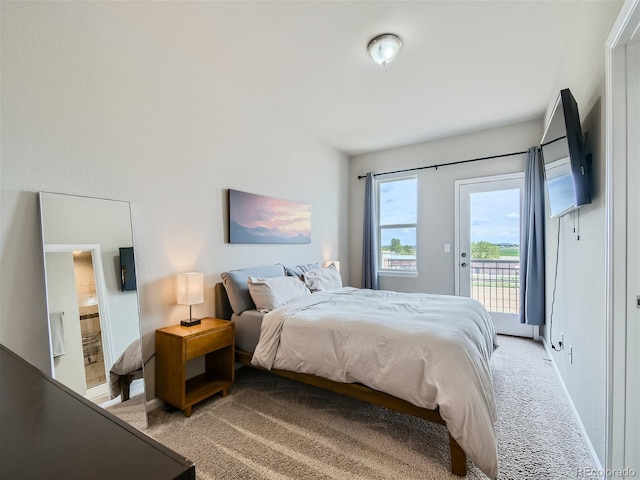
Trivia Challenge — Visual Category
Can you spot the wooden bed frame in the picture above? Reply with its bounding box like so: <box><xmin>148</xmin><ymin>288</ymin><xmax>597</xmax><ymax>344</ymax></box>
<box><xmin>119</xmin><ymin>368</ymin><xmax>144</xmax><ymax>402</ymax></box>
<box><xmin>214</xmin><ymin>283</ymin><xmax>467</xmax><ymax>476</ymax></box>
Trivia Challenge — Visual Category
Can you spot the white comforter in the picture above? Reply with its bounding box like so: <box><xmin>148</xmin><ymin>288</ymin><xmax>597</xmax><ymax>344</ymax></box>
<box><xmin>252</xmin><ymin>287</ymin><xmax>499</xmax><ymax>479</ymax></box>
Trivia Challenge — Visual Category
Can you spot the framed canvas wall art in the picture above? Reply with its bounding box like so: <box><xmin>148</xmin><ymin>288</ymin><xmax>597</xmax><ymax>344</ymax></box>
<box><xmin>228</xmin><ymin>190</ymin><xmax>311</xmax><ymax>244</ymax></box>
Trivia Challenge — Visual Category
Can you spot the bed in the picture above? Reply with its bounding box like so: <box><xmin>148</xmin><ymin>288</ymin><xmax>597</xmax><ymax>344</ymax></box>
<box><xmin>109</xmin><ymin>339</ymin><xmax>143</xmax><ymax>402</ymax></box>
<box><xmin>215</xmin><ymin>263</ymin><xmax>499</xmax><ymax>478</ymax></box>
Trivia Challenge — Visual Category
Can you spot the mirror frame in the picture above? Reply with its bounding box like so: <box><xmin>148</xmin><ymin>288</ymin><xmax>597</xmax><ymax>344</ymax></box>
<box><xmin>38</xmin><ymin>191</ymin><xmax>147</xmax><ymax>427</ymax></box>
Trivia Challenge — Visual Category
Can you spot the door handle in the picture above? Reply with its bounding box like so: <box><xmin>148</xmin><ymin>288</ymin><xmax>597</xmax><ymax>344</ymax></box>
<box><xmin>461</xmin><ymin>263</ymin><xmax>467</xmax><ymax>268</ymax></box>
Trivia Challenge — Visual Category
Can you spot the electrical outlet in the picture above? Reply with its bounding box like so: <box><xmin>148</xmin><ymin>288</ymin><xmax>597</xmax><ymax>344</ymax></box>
<box><xmin>568</xmin><ymin>345</ymin><xmax>573</xmax><ymax>364</ymax></box>
<box><xmin>560</xmin><ymin>333</ymin><xmax>564</xmax><ymax>350</ymax></box>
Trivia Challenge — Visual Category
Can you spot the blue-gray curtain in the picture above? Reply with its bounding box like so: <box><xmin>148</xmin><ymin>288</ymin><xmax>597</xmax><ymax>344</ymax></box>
<box><xmin>362</xmin><ymin>172</ymin><xmax>379</xmax><ymax>289</ymax></box>
<box><xmin>519</xmin><ymin>147</ymin><xmax>545</xmax><ymax>325</ymax></box>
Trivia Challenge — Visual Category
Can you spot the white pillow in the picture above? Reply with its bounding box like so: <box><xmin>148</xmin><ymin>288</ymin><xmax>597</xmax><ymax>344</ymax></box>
<box><xmin>302</xmin><ymin>264</ymin><xmax>342</xmax><ymax>292</ymax></box>
<box><xmin>247</xmin><ymin>275</ymin><xmax>310</xmax><ymax>313</ymax></box>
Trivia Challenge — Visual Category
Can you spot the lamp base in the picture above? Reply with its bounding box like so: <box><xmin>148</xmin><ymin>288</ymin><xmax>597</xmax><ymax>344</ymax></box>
<box><xmin>180</xmin><ymin>318</ymin><xmax>201</xmax><ymax>327</ymax></box>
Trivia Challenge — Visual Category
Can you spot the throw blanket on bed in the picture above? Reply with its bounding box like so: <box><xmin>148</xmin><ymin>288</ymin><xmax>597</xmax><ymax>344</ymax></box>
<box><xmin>252</xmin><ymin>287</ymin><xmax>499</xmax><ymax>479</ymax></box>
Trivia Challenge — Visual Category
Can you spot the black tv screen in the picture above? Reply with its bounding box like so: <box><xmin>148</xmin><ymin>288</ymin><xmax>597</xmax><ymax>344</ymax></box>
<box><xmin>119</xmin><ymin>247</ymin><xmax>137</xmax><ymax>291</ymax></box>
<box><xmin>541</xmin><ymin>88</ymin><xmax>592</xmax><ymax>218</ymax></box>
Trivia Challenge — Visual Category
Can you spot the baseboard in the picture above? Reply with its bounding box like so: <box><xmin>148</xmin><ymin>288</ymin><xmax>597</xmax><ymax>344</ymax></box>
<box><xmin>541</xmin><ymin>338</ymin><xmax>604</xmax><ymax>475</ymax></box>
<box><xmin>145</xmin><ymin>397</ymin><xmax>164</xmax><ymax>413</ymax></box>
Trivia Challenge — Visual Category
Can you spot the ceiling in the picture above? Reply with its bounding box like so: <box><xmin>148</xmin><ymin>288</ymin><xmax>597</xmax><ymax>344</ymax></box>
<box><xmin>101</xmin><ymin>1</ymin><xmax>623</xmax><ymax>156</ymax></box>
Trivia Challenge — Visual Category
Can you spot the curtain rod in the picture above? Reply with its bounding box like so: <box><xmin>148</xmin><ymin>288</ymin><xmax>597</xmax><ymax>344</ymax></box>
<box><xmin>356</xmin><ymin>135</ymin><xmax>566</xmax><ymax>180</ymax></box>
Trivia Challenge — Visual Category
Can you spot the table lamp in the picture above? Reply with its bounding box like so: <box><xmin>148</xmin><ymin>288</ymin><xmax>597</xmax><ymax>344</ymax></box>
<box><xmin>177</xmin><ymin>272</ymin><xmax>203</xmax><ymax>326</ymax></box>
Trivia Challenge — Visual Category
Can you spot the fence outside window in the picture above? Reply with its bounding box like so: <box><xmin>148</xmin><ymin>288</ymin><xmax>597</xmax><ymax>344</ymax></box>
<box><xmin>470</xmin><ymin>259</ymin><xmax>520</xmax><ymax>314</ymax></box>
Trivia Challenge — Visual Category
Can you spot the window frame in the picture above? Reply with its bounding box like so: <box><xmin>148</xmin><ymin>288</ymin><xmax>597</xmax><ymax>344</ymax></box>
<box><xmin>376</xmin><ymin>175</ymin><xmax>418</xmax><ymax>276</ymax></box>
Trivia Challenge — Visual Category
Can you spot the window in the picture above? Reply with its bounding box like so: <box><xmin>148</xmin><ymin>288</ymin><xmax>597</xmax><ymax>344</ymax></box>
<box><xmin>377</xmin><ymin>176</ymin><xmax>418</xmax><ymax>272</ymax></box>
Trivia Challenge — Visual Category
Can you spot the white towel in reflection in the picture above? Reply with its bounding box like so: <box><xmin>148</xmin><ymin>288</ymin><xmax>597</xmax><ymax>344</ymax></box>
<box><xmin>49</xmin><ymin>312</ymin><xmax>66</xmax><ymax>357</ymax></box>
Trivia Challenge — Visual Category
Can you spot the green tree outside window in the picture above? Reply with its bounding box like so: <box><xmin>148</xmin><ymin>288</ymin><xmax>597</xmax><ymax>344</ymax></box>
<box><xmin>471</xmin><ymin>241</ymin><xmax>500</xmax><ymax>259</ymax></box>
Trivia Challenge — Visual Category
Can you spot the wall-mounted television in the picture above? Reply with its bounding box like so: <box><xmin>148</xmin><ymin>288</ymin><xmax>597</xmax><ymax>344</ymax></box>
<box><xmin>541</xmin><ymin>88</ymin><xmax>592</xmax><ymax>218</ymax></box>
<box><xmin>119</xmin><ymin>247</ymin><xmax>137</xmax><ymax>291</ymax></box>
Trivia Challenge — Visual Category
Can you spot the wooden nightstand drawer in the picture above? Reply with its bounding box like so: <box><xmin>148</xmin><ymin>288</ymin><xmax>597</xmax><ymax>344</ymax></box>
<box><xmin>186</xmin><ymin>326</ymin><xmax>233</xmax><ymax>361</ymax></box>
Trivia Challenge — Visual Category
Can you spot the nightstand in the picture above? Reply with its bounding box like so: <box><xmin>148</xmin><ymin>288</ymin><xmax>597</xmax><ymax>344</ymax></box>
<box><xmin>155</xmin><ymin>318</ymin><xmax>234</xmax><ymax>417</ymax></box>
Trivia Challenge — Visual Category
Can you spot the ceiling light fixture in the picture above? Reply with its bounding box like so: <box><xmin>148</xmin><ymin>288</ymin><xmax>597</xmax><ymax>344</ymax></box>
<box><xmin>367</xmin><ymin>33</ymin><xmax>402</xmax><ymax>66</ymax></box>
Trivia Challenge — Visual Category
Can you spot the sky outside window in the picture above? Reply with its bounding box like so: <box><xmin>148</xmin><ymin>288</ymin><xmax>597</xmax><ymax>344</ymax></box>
<box><xmin>379</xmin><ymin>177</ymin><xmax>417</xmax><ymax>246</ymax></box>
<box><xmin>470</xmin><ymin>189</ymin><xmax>520</xmax><ymax>245</ymax></box>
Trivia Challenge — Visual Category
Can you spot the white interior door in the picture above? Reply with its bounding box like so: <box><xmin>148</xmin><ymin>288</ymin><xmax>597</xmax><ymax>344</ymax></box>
<box><xmin>456</xmin><ymin>173</ymin><xmax>534</xmax><ymax>337</ymax></box>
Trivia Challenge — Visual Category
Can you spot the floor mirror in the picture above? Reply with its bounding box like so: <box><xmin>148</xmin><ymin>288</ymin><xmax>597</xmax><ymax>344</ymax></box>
<box><xmin>39</xmin><ymin>192</ymin><xmax>147</xmax><ymax>430</ymax></box>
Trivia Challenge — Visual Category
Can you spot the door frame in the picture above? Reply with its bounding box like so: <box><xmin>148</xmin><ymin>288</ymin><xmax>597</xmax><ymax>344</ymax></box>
<box><xmin>454</xmin><ymin>172</ymin><xmax>535</xmax><ymax>338</ymax></box>
<box><xmin>454</xmin><ymin>171</ymin><xmax>523</xmax><ymax>296</ymax></box>
<box><xmin>605</xmin><ymin>0</ymin><xmax>639</xmax><ymax>472</ymax></box>
<box><xmin>43</xmin><ymin>244</ymin><xmax>115</xmax><ymax>382</ymax></box>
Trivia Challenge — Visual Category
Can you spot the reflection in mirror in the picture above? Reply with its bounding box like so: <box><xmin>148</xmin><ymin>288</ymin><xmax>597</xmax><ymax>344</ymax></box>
<box><xmin>541</xmin><ymin>89</ymin><xmax>592</xmax><ymax>218</ymax></box>
<box><xmin>541</xmin><ymin>91</ymin><xmax>571</xmax><ymax>167</ymax></box>
<box><xmin>541</xmin><ymin>92</ymin><xmax>576</xmax><ymax>219</ymax></box>
<box><xmin>544</xmin><ymin>157</ymin><xmax>575</xmax><ymax>218</ymax></box>
<box><xmin>39</xmin><ymin>192</ymin><xmax>147</xmax><ymax>429</ymax></box>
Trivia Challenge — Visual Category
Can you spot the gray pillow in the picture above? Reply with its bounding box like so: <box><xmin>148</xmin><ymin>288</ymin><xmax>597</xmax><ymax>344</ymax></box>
<box><xmin>247</xmin><ymin>275</ymin><xmax>309</xmax><ymax>313</ymax></box>
<box><xmin>283</xmin><ymin>262</ymin><xmax>320</xmax><ymax>280</ymax></box>
<box><xmin>302</xmin><ymin>264</ymin><xmax>342</xmax><ymax>292</ymax></box>
<box><xmin>221</xmin><ymin>264</ymin><xmax>285</xmax><ymax>315</ymax></box>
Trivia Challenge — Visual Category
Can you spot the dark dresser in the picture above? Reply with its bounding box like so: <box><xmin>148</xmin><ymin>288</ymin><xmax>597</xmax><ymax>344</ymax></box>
<box><xmin>0</xmin><ymin>344</ymin><xmax>195</xmax><ymax>480</ymax></box>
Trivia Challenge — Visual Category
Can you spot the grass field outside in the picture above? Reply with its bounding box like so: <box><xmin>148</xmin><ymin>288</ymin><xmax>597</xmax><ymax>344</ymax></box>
<box><xmin>498</xmin><ymin>246</ymin><xmax>519</xmax><ymax>258</ymax></box>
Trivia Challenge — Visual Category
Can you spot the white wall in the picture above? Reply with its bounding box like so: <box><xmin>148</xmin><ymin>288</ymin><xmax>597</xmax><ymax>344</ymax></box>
<box><xmin>536</xmin><ymin>4</ymin><xmax>624</xmax><ymax>466</ymax></box>
<box><xmin>0</xmin><ymin>2</ymin><xmax>349</xmax><ymax>399</ymax></box>
<box><xmin>537</xmin><ymin>11</ymin><xmax>623</xmax><ymax>459</ymax></box>
<box><xmin>349</xmin><ymin>119</ymin><xmax>542</xmax><ymax>292</ymax></box>
<box><xmin>543</xmin><ymin>84</ymin><xmax>607</xmax><ymax>464</ymax></box>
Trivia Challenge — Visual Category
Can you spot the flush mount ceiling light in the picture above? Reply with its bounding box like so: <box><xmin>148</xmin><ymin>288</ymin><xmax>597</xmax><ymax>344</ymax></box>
<box><xmin>367</xmin><ymin>33</ymin><xmax>402</xmax><ymax>66</ymax></box>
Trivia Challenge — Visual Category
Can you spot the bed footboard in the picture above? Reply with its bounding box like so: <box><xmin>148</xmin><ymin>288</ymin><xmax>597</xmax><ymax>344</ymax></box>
<box><xmin>235</xmin><ymin>349</ymin><xmax>467</xmax><ymax>477</ymax></box>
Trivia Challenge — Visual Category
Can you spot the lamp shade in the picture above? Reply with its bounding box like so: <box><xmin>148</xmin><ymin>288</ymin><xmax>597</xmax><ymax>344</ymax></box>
<box><xmin>323</xmin><ymin>260</ymin><xmax>340</xmax><ymax>272</ymax></box>
<box><xmin>368</xmin><ymin>34</ymin><xmax>402</xmax><ymax>66</ymax></box>
<box><xmin>177</xmin><ymin>272</ymin><xmax>204</xmax><ymax>306</ymax></box>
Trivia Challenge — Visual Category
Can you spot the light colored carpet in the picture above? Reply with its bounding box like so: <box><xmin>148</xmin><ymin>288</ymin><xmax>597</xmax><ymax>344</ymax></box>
<box><xmin>146</xmin><ymin>335</ymin><xmax>593</xmax><ymax>479</ymax></box>
<box><xmin>104</xmin><ymin>392</ymin><xmax>148</xmax><ymax>431</ymax></box>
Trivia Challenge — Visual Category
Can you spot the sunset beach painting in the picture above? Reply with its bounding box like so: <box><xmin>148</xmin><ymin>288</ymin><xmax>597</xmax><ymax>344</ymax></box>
<box><xmin>229</xmin><ymin>190</ymin><xmax>311</xmax><ymax>244</ymax></box>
